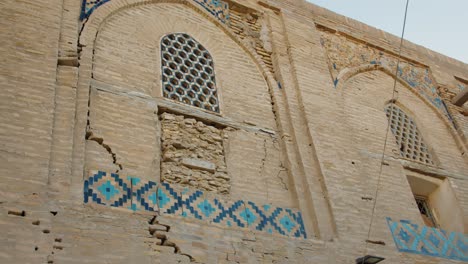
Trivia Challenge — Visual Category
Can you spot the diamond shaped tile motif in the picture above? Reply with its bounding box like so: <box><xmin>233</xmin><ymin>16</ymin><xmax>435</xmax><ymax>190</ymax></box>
<box><xmin>279</xmin><ymin>215</ymin><xmax>295</xmax><ymax>233</ymax></box>
<box><xmin>84</xmin><ymin>171</ymin><xmax>307</xmax><ymax>239</ymax></box>
<box><xmin>240</xmin><ymin>207</ymin><xmax>257</xmax><ymax>225</ymax></box>
<box><xmin>157</xmin><ymin>182</ymin><xmax>184</xmax><ymax>216</ymax></box>
<box><xmin>197</xmin><ymin>199</ymin><xmax>216</xmax><ymax>218</ymax></box>
<box><xmin>243</xmin><ymin>201</ymin><xmax>307</xmax><ymax>238</ymax></box>
<box><xmin>211</xmin><ymin>198</ymin><xmax>247</xmax><ymax>229</ymax></box>
<box><xmin>97</xmin><ymin>180</ymin><xmax>120</xmax><ymax>201</ymax></box>
<box><xmin>181</xmin><ymin>187</ymin><xmax>207</xmax><ymax>221</ymax></box>
<box><xmin>80</xmin><ymin>0</ymin><xmax>230</xmax><ymax>23</ymax></box>
<box><xmin>387</xmin><ymin>217</ymin><xmax>468</xmax><ymax>262</ymax></box>
<box><xmin>84</xmin><ymin>171</ymin><xmax>132</xmax><ymax>208</ymax></box>
<box><xmin>132</xmin><ymin>177</ymin><xmax>158</xmax><ymax>212</ymax></box>
<box><xmin>156</xmin><ymin>187</ymin><xmax>171</xmax><ymax>209</ymax></box>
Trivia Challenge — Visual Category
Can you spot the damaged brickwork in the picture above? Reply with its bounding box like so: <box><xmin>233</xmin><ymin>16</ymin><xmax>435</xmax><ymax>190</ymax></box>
<box><xmin>146</xmin><ymin>215</ymin><xmax>195</xmax><ymax>262</ymax></box>
<box><xmin>160</xmin><ymin>113</ymin><xmax>230</xmax><ymax>194</ymax></box>
<box><xmin>318</xmin><ymin>28</ymin><xmax>451</xmax><ymax>118</ymax></box>
<box><xmin>3</xmin><ymin>0</ymin><xmax>468</xmax><ymax>263</ymax></box>
<box><xmin>229</xmin><ymin>4</ymin><xmax>274</xmax><ymax>74</ymax></box>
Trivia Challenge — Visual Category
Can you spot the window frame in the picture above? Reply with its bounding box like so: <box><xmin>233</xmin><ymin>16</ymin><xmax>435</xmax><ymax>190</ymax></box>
<box><xmin>384</xmin><ymin>103</ymin><xmax>439</xmax><ymax>166</ymax></box>
<box><xmin>159</xmin><ymin>32</ymin><xmax>223</xmax><ymax>115</ymax></box>
<box><xmin>414</xmin><ymin>195</ymin><xmax>439</xmax><ymax>228</ymax></box>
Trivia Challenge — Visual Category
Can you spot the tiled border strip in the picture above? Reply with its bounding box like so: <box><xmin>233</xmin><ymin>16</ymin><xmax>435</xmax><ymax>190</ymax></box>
<box><xmin>84</xmin><ymin>171</ymin><xmax>307</xmax><ymax>238</ymax></box>
<box><xmin>386</xmin><ymin>217</ymin><xmax>467</xmax><ymax>262</ymax></box>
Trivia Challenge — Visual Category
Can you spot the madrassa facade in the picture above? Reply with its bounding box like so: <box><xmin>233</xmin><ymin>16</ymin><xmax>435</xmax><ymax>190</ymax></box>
<box><xmin>1</xmin><ymin>0</ymin><xmax>467</xmax><ymax>263</ymax></box>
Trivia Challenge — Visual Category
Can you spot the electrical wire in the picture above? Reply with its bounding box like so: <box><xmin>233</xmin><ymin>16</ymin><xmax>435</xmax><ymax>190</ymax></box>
<box><xmin>363</xmin><ymin>0</ymin><xmax>411</xmax><ymax>258</ymax></box>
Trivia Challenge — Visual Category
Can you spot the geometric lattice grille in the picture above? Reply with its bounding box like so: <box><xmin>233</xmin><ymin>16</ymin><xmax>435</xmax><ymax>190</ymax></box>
<box><xmin>385</xmin><ymin>104</ymin><xmax>434</xmax><ymax>165</ymax></box>
<box><xmin>161</xmin><ymin>33</ymin><xmax>219</xmax><ymax>113</ymax></box>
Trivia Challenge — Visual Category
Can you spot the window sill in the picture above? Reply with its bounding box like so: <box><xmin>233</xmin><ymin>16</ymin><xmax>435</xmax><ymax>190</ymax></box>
<box><xmin>91</xmin><ymin>79</ymin><xmax>276</xmax><ymax>136</ymax></box>
<box><xmin>399</xmin><ymin>159</ymin><xmax>467</xmax><ymax>180</ymax></box>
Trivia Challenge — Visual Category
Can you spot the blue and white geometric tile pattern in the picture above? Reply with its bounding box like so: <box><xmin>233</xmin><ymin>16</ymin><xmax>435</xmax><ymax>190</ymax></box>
<box><xmin>192</xmin><ymin>0</ymin><xmax>230</xmax><ymax>24</ymax></box>
<box><xmin>80</xmin><ymin>0</ymin><xmax>230</xmax><ymax>23</ymax></box>
<box><xmin>132</xmin><ymin>177</ymin><xmax>158</xmax><ymax>212</ymax></box>
<box><xmin>243</xmin><ymin>201</ymin><xmax>306</xmax><ymax>238</ymax></box>
<box><xmin>84</xmin><ymin>171</ymin><xmax>132</xmax><ymax>208</ymax></box>
<box><xmin>387</xmin><ymin>217</ymin><xmax>468</xmax><ymax>262</ymax></box>
<box><xmin>84</xmin><ymin>171</ymin><xmax>307</xmax><ymax>239</ymax></box>
<box><xmin>211</xmin><ymin>197</ymin><xmax>247</xmax><ymax>229</ymax></box>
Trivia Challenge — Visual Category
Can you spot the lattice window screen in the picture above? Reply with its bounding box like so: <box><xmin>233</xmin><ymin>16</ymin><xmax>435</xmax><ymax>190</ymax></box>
<box><xmin>385</xmin><ymin>104</ymin><xmax>435</xmax><ymax>165</ymax></box>
<box><xmin>161</xmin><ymin>33</ymin><xmax>219</xmax><ymax>113</ymax></box>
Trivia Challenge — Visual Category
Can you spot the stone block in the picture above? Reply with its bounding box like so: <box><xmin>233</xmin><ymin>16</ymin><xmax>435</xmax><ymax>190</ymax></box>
<box><xmin>181</xmin><ymin>158</ymin><xmax>216</xmax><ymax>173</ymax></box>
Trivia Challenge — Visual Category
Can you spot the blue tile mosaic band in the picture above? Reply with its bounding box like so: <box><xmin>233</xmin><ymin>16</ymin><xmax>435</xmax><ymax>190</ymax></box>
<box><xmin>80</xmin><ymin>0</ymin><xmax>230</xmax><ymax>23</ymax></box>
<box><xmin>244</xmin><ymin>201</ymin><xmax>306</xmax><ymax>238</ymax></box>
<box><xmin>386</xmin><ymin>217</ymin><xmax>468</xmax><ymax>262</ymax></box>
<box><xmin>84</xmin><ymin>171</ymin><xmax>307</xmax><ymax>239</ymax></box>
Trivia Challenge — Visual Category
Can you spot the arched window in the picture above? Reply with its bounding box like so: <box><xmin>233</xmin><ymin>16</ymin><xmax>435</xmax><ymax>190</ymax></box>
<box><xmin>161</xmin><ymin>33</ymin><xmax>219</xmax><ymax>113</ymax></box>
<box><xmin>385</xmin><ymin>104</ymin><xmax>434</xmax><ymax>165</ymax></box>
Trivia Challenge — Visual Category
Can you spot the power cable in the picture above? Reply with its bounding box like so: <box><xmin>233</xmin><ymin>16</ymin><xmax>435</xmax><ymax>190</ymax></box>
<box><xmin>363</xmin><ymin>0</ymin><xmax>410</xmax><ymax>259</ymax></box>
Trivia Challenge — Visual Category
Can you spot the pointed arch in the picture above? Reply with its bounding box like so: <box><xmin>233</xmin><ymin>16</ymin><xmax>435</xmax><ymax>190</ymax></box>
<box><xmin>336</xmin><ymin>64</ymin><xmax>453</xmax><ymax>129</ymax></box>
<box><xmin>78</xmin><ymin>0</ymin><xmax>274</xmax><ymax>83</ymax></box>
<box><xmin>72</xmin><ymin>0</ymin><xmax>280</xmax><ymax>182</ymax></box>
<box><xmin>336</xmin><ymin>64</ymin><xmax>468</xmax><ymax>157</ymax></box>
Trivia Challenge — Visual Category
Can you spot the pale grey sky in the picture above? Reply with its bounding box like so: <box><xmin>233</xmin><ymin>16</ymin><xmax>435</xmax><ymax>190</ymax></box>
<box><xmin>306</xmin><ymin>0</ymin><xmax>468</xmax><ymax>63</ymax></box>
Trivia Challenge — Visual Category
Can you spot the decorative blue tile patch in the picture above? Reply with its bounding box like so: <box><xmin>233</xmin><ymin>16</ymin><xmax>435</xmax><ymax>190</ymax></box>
<box><xmin>84</xmin><ymin>171</ymin><xmax>132</xmax><ymax>208</ymax></box>
<box><xmin>80</xmin><ymin>0</ymin><xmax>110</xmax><ymax>20</ymax></box>
<box><xmin>132</xmin><ymin>177</ymin><xmax>158</xmax><ymax>212</ymax></box>
<box><xmin>84</xmin><ymin>171</ymin><xmax>307</xmax><ymax>239</ymax></box>
<box><xmin>320</xmin><ymin>32</ymin><xmax>455</xmax><ymax>126</ymax></box>
<box><xmin>198</xmin><ymin>199</ymin><xmax>216</xmax><ymax>218</ymax></box>
<box><xmin>97</xmin><ymin>180</ymin><xmax>120</xmax><ymax>201</ymax></box>
<box><xmin>240</xmin><ymin>207</ymin><xmax>257</xmax><ymax>225</ymax></box>
<box><xmin>80</xmin><ymin>0</ymin><xmax>230</xmax><ymax>23</ymax></box>
<box><xmin>192</xmin><ymin>0</ymin><xmax>230</xmax><ymax>24</ymax></box>
<box><xmin>386</xmin><ymin>218</ymin><xmax>468</xmax><ymax>262</ymax></box>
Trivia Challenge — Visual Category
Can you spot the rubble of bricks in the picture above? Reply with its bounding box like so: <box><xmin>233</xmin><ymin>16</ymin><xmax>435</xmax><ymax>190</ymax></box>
<box><xmin>160</xmin><ymin>113</ymin><xmax>230</xmax><ymax>194</ymax></box>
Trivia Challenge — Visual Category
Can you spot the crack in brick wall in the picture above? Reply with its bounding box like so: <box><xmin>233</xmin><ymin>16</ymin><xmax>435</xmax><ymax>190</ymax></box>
<box><xmin>85</xmin><ymin>131</ymin><xmax>123</xmax><ymax>173</ymax></box>
<box><xmin>146</xmin><ymin>215</ymin><xmax>195</xmax><ymax>262</ymax></box>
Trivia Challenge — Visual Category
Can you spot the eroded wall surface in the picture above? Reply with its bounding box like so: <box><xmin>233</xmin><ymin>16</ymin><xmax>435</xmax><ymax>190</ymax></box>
<box><xmin>1</xmin><ymin>0</ymin><xmax>467</xmax><ymax>263</ymax></box>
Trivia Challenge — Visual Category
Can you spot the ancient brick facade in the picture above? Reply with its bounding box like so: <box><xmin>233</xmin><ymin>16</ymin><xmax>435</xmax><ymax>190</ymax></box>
<box><xmin>1</xmin><ymin>0</ymin><xmax>467</xmax><ymax>263</ymax></box>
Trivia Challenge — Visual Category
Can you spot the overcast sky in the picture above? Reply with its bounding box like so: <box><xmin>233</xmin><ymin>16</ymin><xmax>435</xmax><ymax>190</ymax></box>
<box><xmin>306</xmin><ymin>0</ymin><xmax>468</xmax><ymax>64</ymax></box>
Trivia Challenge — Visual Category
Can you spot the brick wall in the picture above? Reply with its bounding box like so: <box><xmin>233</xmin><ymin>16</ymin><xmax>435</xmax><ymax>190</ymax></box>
<box><xmin>0</xmin><ymin>0</ymin><xmax>467</xmax><ymax>263</ymax></box>
<box><xmin>0</xmin><ymin>0</ymin><xmax>62</xmax><ymax>195</ymax></box>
